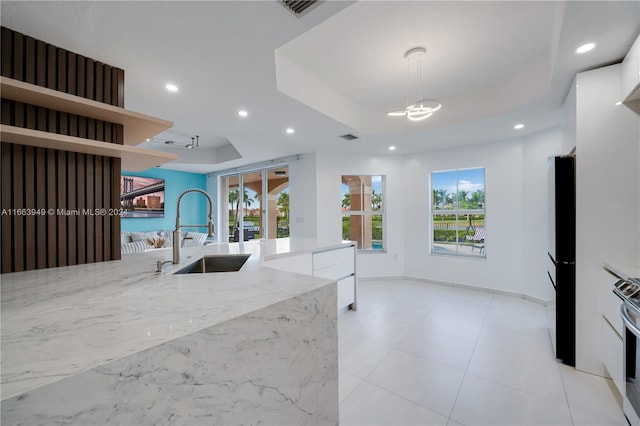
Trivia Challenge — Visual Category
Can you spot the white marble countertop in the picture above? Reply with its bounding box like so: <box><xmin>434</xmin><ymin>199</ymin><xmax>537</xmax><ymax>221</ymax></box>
<box><xmin>259</xmin><ymin>238</ymin><xmax>356</xmax><ymax>260</ymax></box>
<box><xmin>0</xmin><ymin>240</ymin><xmax>337</xmax><ymax>400</ymax></box>
<box><xmin>604</xmin><ymin>260</ymin><xmax>640</xmax><ymax>283</ymax></box>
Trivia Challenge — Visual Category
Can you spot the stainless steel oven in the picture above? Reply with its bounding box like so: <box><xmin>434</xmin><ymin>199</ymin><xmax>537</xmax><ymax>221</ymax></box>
<box><xmin>614</xmin><ymin>278</ymin><xmax>640</xmax><ymax>425</ymax></box>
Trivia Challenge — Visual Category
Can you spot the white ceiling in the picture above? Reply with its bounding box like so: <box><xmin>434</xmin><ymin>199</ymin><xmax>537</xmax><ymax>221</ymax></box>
<box><xmin>1</xmin><ymin>1</ymin><xmax>638</xmax><ymax>174</ymax></box>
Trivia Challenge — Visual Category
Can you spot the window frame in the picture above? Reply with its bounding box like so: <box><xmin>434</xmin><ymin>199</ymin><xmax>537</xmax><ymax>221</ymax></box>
<box><xmin>430</xmin><ymin>167</ymin><xmax>486</xmax><ymax>258</ymax></box>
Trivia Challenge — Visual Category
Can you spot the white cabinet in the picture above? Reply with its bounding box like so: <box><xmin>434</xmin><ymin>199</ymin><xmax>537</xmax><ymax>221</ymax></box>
<box><xmin>602</xmin><ymin>317</ymin><xmax>624</xmax><ymax>397</ymax></box>
<box><xmin>262</xmin><ymin>243</ymin><xmax>357</xmax><ymax>313</ymax></box>
<box><xmin>313</xmin><ymin>246</ymin><xmax>356</xmax><ymax>312</ymax></box>
<box><xmin>601</xmin><ymin>280</ymin><xmax>624</xmax><ymax>397</ymax></box>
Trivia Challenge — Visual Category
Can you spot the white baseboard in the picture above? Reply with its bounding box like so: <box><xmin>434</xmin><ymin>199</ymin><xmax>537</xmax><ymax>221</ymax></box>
<box><xmin>359</xmin><ymin>275</ymin><xmax>551</xmax><ymax>306</ymax></box>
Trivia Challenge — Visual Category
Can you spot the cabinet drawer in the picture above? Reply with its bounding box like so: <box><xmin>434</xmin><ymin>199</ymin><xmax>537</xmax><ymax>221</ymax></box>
<box><xmin>337</xmin><ymin>276</ymin><xmax>355</xmax><ymax>310</ymax></box>
<box><xmin>313</xmin><ymin>262</ymin><xmax>353</xmax><ymax>280</ymax></box>
<box><xmin>313</xmin><ymin>247</ymin><xmax>354</xmax><ymax>270</ymax></box>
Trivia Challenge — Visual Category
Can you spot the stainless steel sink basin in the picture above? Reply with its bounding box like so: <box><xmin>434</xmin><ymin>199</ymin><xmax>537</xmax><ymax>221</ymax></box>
<box><xmin>174</xmin><ymin>254</ymin><xmax>251</xmax><ymax>274</ymax></box>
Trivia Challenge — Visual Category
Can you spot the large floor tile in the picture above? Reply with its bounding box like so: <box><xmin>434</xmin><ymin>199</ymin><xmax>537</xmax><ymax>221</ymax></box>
<box><xmin>570</xmin><ymin>402</ymin><xmax>627</xmax><ymax>426</ymax></box>
<box><xmin>339</xmin><ymin>368</ymin><xmax>362</xmax><ymax>404</ymax></box>
<box><xmin>341</xmin><ymin>311</ymin><xmax>415</xmax><ymax>346</ymax></box>
<box><xmin>340</xmin><ymin>280</ymin><xmax>624</xmax><ymax>426</ymax></box>
<box><xmin>443</xmin><ymin>287</ymin><xmax>494</xmax><ymax>309</ymax></box>
<box><xmin>368</xmin><ymin>301</ymin><xmax>432</xmax><ymax>326</ymax></box>
<box><xmin>559</xmin><ymin>365</ymin><xmax>623</xmax><ymax>419</ymax></box>
<box><xmin>450</xmin><ymin>374</ymin><xmax>573</xmax><ymax>426</ymax></box>
<box><xmin>340</xmin><ymin>381</ymin><xmax>448</xmax><ymax>426</ymax></box>
<box><xmin>367</xmin><ymin>349</ymin><xmax>465</xmax><ymax>417</ymax></box>
<box><xmin>415</xmin><ymin>311</ymin><xmax>484</xmax><ymax>343</ymax></box>
<box><xmin>490</xmin><ymin>293</ymin><xmax>548</xmax><ymax>321</ymax></box>
<box><xmin>467</xmin><ymin>343</ymin><xmax>566</xmax><ymax>404</ymax></box>
<box><xmin>339</xmin><ymin>329</ymin><xmax>393</xmax><ymax>378</ymax></box>
<box><xmin>430</xmin><ymin>299</ymin><xmax>490</xmax><ymax>323</ymax></box>
<box><xmin>396</xmin><ymin>327</ymin><xmax>476</xmax><ymax>371</ymax></box>
<box><xmin>478</xmin><ymin>314</ymin><xmax>553</xmax><ymax>360</ymax></box>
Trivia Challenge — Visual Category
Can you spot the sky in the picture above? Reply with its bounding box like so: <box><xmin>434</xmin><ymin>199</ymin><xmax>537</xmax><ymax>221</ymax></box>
<box><xmin>431</xmin><ymin>168</ymin><xmax>484</xmax><ymax>198</ymax></box>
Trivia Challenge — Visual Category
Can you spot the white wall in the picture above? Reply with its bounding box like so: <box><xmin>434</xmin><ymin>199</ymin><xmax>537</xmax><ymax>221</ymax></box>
<box><xmin>402</xmin><ymin>134</ymin><xmax>559</xmax><ymax>298</ymax></box>
<box><xmin>575</xmin><ymin>64</ymin><xmax>640</xmax><ymax>376</ymax></box>
<box><xmin>313</xmin><ymin>152</ymin><xmax>405</xmax><ymax>279</ymax></box>
<box><xmin>294</xmin><ymin>131</ymin><xmax>560</xmax><ymax>295</ymax></box>
<box><xmin>289</xmin><ymin>153</ymin><xmax>318</xmax><ymax>239</ymax></box>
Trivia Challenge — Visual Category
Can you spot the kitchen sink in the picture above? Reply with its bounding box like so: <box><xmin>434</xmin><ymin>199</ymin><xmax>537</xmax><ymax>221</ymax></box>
<box><xmin>174</xmin><ymin>254</ymin><xmax>251</xmax><ymax>274</ymax></box>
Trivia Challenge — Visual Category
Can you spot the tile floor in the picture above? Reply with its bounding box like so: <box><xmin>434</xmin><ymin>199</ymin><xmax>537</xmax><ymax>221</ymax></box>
<box><xmin>338</xmin><ymin>279</ymin><xmax>627</xmax><ymax>426</ymax></box>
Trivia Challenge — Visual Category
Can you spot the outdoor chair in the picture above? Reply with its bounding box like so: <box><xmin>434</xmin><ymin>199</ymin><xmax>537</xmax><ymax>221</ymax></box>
<box><xmin>466</xmin><ymin>227</ymin><xmax>485</xmax><ymax>253</ymax></box>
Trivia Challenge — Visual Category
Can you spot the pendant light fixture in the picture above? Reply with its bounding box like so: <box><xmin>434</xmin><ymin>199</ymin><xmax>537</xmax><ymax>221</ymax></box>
<box><xmin>185</xmin><ymin>135</ymin><xmax>199</xmax><ymax>149</ymax></box>
<box><xmin>387</xmin><ymin>47</ymin><xmax>441</xmax><ymax>122</ymax></box>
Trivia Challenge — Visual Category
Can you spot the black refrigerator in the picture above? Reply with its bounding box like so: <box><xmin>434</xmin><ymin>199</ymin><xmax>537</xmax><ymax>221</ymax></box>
<box><xmin>546</xmin><ymin>155</ymin><xmax>576</xmax><ymax>367</ymax></box>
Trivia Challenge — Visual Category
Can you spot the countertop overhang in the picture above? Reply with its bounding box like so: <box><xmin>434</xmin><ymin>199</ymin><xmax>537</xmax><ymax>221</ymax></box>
<box><xmin>0</xmin><ymin>240</ymin><xmax>345</xmax><ymax>400</ymax></box>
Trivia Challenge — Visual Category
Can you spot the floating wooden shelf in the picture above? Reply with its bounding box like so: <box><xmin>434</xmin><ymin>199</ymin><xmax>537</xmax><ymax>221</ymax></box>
<box><xmin>0</xmin><ymin>77</ymin><xmax>173</xmax><ymax>145</ymax></box>
<box><xmin>0</xmin><ymin>125</ymin><xmax>178</xmax><ymax>171</ymax></box>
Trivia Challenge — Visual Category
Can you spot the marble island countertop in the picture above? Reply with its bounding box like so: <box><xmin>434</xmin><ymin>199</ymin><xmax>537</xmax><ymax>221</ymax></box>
<box><xmin>0</xmin><ymin>240</ymin><xmax>340</xmax><ymax>401</ymax></box>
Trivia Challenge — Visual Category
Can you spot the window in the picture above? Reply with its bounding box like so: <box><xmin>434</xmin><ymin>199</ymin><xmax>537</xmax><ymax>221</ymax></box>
<box><xmin>431</xmin><ymin>168</ymin><xmax>485</xmax><ymax>257</ymax></box>
<box><xmin>341</xmin><ymin>175</ymin><xmax>384</xmax><ymax>251</ymax></box>
<box><xmin>220</xmin><ymin>166</ymin><xmax>289</xmax><ymax>242</ymax></box>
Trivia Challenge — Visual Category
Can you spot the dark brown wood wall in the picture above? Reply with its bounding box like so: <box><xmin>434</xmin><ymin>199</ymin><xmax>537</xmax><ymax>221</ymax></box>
<box><xmin>1</xmin><ymin>26</ymin><xmax>124</xmax><ymax>273</ymax></box>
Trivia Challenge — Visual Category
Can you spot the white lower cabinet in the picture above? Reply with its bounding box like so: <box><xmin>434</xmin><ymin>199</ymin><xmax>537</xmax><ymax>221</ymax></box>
<box><xmin>313</xmin><ymin>246</ymin><xmax>356</xmax><ymax>312</ymax></box>
<box><xmin>337</xmin><ymin>276</ymin><xmax>355</xmax><ymax>312</ymax></box>
<box><xmin>262</xmin><ymin>243</ymin><xmax>357</xmax><ymax>313</ymax></box>
<box><xmin>603</xmin><ymin>316</ymin><xmax>624</xmax><ymax>396</ymax></box>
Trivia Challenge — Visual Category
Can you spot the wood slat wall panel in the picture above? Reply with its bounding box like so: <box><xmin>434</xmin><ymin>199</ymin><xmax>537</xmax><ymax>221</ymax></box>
<box><xmin>56</xmin><ymin>150</ymin><xmax>68</xmax><ymax>266</ymax></box>
<box><xmin>35</xmin><ymin>147</ymin><xmax>47</xmax><ymax>269</ymax></box>
<box><xmin>0</xmin><ymin>26</ymin><xmax>124</xmax><ymax>273</ymax></box>
<box><xmin>94</xmin><ymin>157</ymin><xmax>103</xmax><ymax>261</ymax></box>
<box><xmin>1</xmin><ymin>27</ymin><xmax>12</xmax><ymax>78</ymax></box>
<box><xmin>67</xmin><ymin>151</ymin><xmax>77</xmax><ymax>265</ymax></box>
<box><xmin>1</xmin><ymin>143</ymin><xmax>13</xmax><ymax>270</ymax></box>
<box><xmin>77</xmin><ymin>154</ymin><xmax>86</xmax><ymax>264</ymax></box>
<box><xmin>12</xmin><ymin>145</ymin><xmax>25</xmax><ymax>272</ymax></box>
<box><xmin>85</xmin><ymin>155</ymin><xmax>95</xmax><ymax>264</ymax></box>
<box><xmin>111</xmin><ymin>158</ymin><xmax>122</xmax><ymax>260</ymax></box>
<box><xmin>24</xmin><ymin>145</ymin><xmax>36</xmax><ymax>271</ymax></box>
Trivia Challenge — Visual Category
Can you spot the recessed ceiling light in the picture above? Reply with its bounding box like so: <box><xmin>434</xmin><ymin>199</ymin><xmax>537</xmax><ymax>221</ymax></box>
<box><xmin>286</xmin><ymin>128</ymin><xmax>295</xmax><ymax>134</ymax></box>
<box><xmin>576</xmin><ymin>43</ymin><xmax>595</xmax><ymax>54</ymax></box>
<box><xmin>615</xmin><ymin>101</ymin><xmax>622</xmax><ymax>106</ymax></box>
<box><xmin>238</xmin><ymin>110</ymin><xmax>248</xmax><ymax>117</ymax></box>
<box><xmin>514</xmin><ymin>123</ymin><xmax>524</xmax><ymax>130</ymax></box>
<box><xmin>388</xmin><ymin>146</ymin><xmax>396</xmax><ymax>151</ymax></box>
<box><xmin>165</xmin><ymin>83</ymin><xmax>178</xmax><ymax>92</ymax></box>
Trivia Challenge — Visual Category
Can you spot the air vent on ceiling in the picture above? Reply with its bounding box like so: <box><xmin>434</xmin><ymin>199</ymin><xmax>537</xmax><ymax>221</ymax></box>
<box><xmin>339</xmin><ymin>134</ymin><xmax>359</xmax><ymax>141</ymax></box>
<box><xmin>279</xmin><ymin>0</ymin><xmax>322</xmax><ymax>17</ymax></box>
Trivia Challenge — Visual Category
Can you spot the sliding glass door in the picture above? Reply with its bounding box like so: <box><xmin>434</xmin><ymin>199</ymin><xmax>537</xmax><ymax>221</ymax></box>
<box><xmin>220</xmin><ymin>166</ymin><xmax>289</xmax><ymax>242</ymax></box>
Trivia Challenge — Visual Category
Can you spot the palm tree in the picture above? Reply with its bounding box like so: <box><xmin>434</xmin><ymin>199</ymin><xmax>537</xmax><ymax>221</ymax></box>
<box><xmin>435</xmin><ymin>189</ymin><xmax>448</xmax><ymax>208</ymax></box>
<box><xmin>457</xmin><ymin>190</ymin><xmax>469</xmax><ymax>209</ymax></box>
<box><xmin>342</xmin><ymin>193</ymin><xmax>350</xmax><ymax>210</ymax></box>
<box><xmin>371</xmin><ymin>189</ymin><xmax>382</xmax><ymax>211</ymax></box>
<box><xmin>243</xmin><ymin>191</ymin><xmax>254</xmax><ymax>213</ymax></box>
<box><xmin>228</xmin><ymin>189</ymin><xmax>240</xmax><ymax>224</ymax></box>
<box><xmin>277</xmin><ymin>191</ymin><xmax>289</xmax><ymax>219</ymax></box>
<box><xmin>228</xmin><ymin>188</ymin><xmax>255</xmax><ymax>223</ymax></box>
<box><xmin>469</xmin><ymin>189</ymin><xmax>485</xmax><ymax>209</ymax></box>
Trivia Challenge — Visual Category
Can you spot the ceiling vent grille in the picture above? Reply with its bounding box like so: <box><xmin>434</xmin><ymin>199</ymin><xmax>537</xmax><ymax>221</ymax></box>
<box><xmin>339</xmin><ymin>134</ymin><xmax>359</xmax><ymax>141</ymax></box>
<box><xmin>279</xmin><ymin>0</ymin><xmax>322</xmax><ymax>17</ymax></box>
